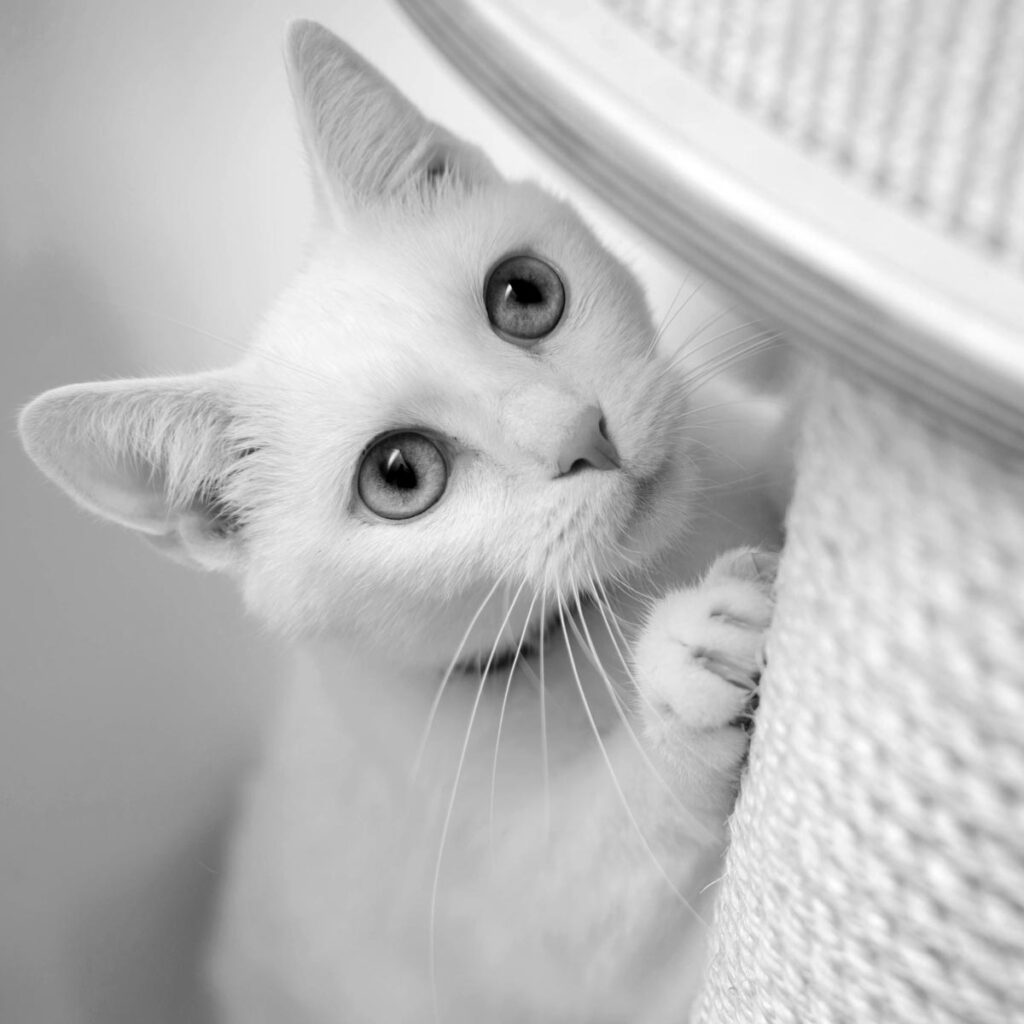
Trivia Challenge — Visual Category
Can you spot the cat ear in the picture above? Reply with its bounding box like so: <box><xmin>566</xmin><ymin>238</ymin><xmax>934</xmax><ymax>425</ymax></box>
<box><xmin>284</xmin><ymin>20</ymin><xmax>497</xmax><ymax>219</ymax></box>
<box><xmin>18</xmin><ymin>374</ymin><xmax>248</xmax><ymax>572</ymax></box>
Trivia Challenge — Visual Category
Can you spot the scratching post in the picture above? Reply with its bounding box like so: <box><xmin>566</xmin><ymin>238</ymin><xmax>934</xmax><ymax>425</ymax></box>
<box><xmin>696</xmin><ymin>374</ymin><xmax>1024</xmax><ymax>1022</ymax></box>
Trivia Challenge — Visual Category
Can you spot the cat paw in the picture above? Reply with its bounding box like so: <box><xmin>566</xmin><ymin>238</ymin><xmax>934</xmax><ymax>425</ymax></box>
<box><xmin>633</xmin><ymin>548</ymin><xmax>777</xmax><ymax>733</ymax></box>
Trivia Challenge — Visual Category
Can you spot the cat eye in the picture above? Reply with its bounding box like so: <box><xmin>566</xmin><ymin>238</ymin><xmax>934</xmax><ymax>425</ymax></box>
<box><xmin>357</xmin><ymin>431</ymin><xmax>448</xmax><ymax>520</ymax></box>
<box><xmin>484</xmin><ymin>255</ymin><xmax>565</xmax><ymax>343</ymax></box>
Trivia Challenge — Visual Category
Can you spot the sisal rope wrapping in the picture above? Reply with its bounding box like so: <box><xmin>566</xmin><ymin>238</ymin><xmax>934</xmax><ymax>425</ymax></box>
<box><xmin>694</xmin><ymin>373</ymin><xmax>1024</xmax><ymax>1023</ymax></box>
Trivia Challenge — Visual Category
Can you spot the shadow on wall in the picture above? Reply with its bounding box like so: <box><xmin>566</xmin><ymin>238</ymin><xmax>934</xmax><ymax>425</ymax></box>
<box><xmin>0</xmin><ymin>250</ymin><xmax>276</xmax><ymax>1023</ymax></box>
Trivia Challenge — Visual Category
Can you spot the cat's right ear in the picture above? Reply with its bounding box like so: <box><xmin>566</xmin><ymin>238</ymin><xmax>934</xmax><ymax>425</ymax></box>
<box><xmin>284</xmin><ymin>20</ymin><xmax>498</xmax><ymax>222</ymax></box>
<box><xmin>18</xmin><ymin>373</ymin><xmax>251</xmax><ymax>573</ymax></box>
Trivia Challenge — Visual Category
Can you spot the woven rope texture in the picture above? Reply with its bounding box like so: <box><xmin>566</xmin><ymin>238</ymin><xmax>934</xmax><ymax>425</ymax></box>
<box><xmin>604</xmin><ymin>0</ymin><xmax>1024</xmax><ymax>271</ymax></box>
<box><xmin>693</xmin><ymin>374</ymin><xmax>1024</xmax><ymax>1023</ymax></box>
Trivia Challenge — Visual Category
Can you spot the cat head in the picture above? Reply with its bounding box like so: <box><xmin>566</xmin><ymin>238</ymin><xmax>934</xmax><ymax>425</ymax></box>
<box><xmin>19</xmin><ymin>21</ymin><xmax>693</xmax><ymax>669</ymax></box>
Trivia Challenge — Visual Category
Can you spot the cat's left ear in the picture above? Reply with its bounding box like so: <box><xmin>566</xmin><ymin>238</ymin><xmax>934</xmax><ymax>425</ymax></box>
<box><xmin>18</xmin><ymin>373</ymin><xmax>250</xmax><ymax>572</ymax></box>
<box><xmin>284</xmin><ymin>20</ymin><xmax>498</xmax><ymax>220</ymax></box>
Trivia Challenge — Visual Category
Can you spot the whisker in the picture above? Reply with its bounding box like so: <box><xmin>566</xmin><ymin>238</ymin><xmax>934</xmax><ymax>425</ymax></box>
<box><xmin>570</xmin><ymin>589</ymin><xmax>710</xmax><ymax>840</ymax></box>
<box><xmin>590</xmin><ymin>568</ymin><xmax>728</xmax><ymax>778</ymax></box>
<box><xmin>670</xmin><ymin>330</ymin><xmax>780</xmax><ymax>379</ymax></box>
<box><xmin>587</xmin><ymin>569</ymin><xmax>672</xmax><ymax>727</ymax></box>
<box><xmin>645</xmin><ymin>275</ymin><xmax>702</xmax><ymax>357</ymax></box>
<box><xmin>686</xmin><ymin>498</ymin><xmax>759</xmax><ymax>536</ymax></box>
<box><xmin>646</xmin><ymin>275</ymin><xmax>690</xmax><ymax>356</ymax></box>
<box><xmin>673</xmin><ymin>344</ymin><xmax>784</xmax><ymax>406</ymax></box>
<box><xmin>538</xmin><ymin>585</ymin><xmax>552</xmax><ymax>839</ymax></box>
<box><xmin>680</xmin><ymin>395</ymin><xmax>785</xmax><ymax>421</ymax></box>
<box><xmin>665</xmin><ymin>315</ymin><xmax>764</xmax><ymax>369</ymax></box>
<box><xmin>661</xmin><ymin>432</ymin><xmax>749</xmax><ymax>470</ymax></box>
<box><xmin>699</xmin><ymin>873</ymin><xmax>726</xmax><ymax>895</ymax></box>
<box><xmin>589</xmin><ymin>572</ymin><xmax>649</xmax><ymax>697</ymax></box>
<box><xmin>556</xmin><ymin>594</ymin><xmax>704</xmax><ymax>919</ymax></box>
<box><xmin>662</xmin><ymin>304</ymin><xmax>737</xmax><ymax>364</ymax></box>
<box><xmin>660</xmin><ymin>301</ymin><xmax>758</xmax><ymax>372</ymax></box>
<box><xmin>412</xmin><ymin>572</ymin><xmax>507</xmax><ymax>780</ymax></box>
<box><xmin>687</xmin><ymin>468</ymin><xmax>780</xmax><ymax>494</ymax></box>
<box><xmin>605</xmin><ymin>539</ymin><xmax>649</xmax><ymax>570</ymax></box>
<box><xmin>674</xmin><ymin>322</ymin><xmax>778</xmax><ymax>363</ymax></box>
<box><xmin>111</xmin><ymin>304</ymin><xmax>341</xmax><ymax>387</ymax></box>
<box><xmin>429</xmin><ymin>575</ymin><xmax>527</xmax><ymax>1021</ymax></box>
<box><xmin>673</xmin><ymin>333</ymin><xmax>783</xmax><ymax>383</ymax></box>
<box><xmin>489</xmin><ymin>587</ymin><xmax>540</xmax><ymax>857</ymax></box>
<box><xmin>600</xmin><ymin>563</ymin><xmax>651</xmax><ymax>606</ymax></box>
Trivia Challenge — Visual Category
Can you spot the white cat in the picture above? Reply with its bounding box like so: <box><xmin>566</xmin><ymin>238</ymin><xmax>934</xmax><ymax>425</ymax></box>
<box><xmin>18</xmin><ymin>21</ymin><xmax>778</xmax><ymax>1024</ymax></box>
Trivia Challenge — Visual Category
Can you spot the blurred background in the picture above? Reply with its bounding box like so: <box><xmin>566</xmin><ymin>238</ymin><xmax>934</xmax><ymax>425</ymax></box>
<box><xmin>0</xmin><ymin>2</ymin><xmax>743</xmax><ymax>1021</ymax></box>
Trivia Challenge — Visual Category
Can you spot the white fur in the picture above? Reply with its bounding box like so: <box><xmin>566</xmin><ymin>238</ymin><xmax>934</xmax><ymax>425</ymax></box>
<box><xmin>18</xmin><ymin>22</ymin><xmax>779</xmax><ymax>1022</ymax></box>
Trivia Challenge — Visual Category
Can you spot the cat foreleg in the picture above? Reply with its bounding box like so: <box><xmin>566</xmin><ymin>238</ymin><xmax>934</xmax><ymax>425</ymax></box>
<box><xmin>631</xmin><ymin>547</ymin><xmax>777</xmax><ymax>814</ymax></box>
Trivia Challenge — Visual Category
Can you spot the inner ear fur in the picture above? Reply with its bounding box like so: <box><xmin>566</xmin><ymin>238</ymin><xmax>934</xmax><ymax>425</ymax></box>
<box><xmin>18</xmin><ymin>372</ymin><xmax>251</xmax><ymax>571</ymax></box>
<box><xmin>284</xmin><ymin>19</ymin><xmax>497</xmax><ymax>219</ymax></box>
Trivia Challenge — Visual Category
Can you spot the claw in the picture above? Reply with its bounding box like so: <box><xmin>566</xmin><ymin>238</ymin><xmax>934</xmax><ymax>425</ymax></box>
<box><xmin>690</xmin><ymin>645</ymin><xmax>760</xmax><ymax>692</ymax></box>
<box><xmin>709</xmin><ymin>607</ymin><xmax>763</xmax><ymax>629</ymax></box>
<box><xmin>748</xmin><ymin>549</ymin><xmax>779</xmax><ymax>583</ymax></box>
<box><xmin>707</xmin><ymin>547</ymin><xmax>780</xmax><ymax>589</ymax></box>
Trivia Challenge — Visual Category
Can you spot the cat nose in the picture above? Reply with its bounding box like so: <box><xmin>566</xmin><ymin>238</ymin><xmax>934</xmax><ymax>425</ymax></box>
<box><xmin>556</xmin><ymin>406</ymin><xmax>620</xmax><ymax>477</ymax></box>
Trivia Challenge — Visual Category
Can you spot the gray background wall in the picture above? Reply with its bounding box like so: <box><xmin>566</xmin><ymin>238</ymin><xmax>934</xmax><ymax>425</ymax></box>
<box><xmin>0</xmin><ymin>3</ymin><xmax>725</xmax><ymax>1021</ymax></box>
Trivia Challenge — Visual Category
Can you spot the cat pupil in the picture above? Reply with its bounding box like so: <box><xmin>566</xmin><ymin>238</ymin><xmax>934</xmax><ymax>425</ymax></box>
<box><xmin>382</xmin><ymin>447</ymin><xmax>417</xmax><ymax>490</ymax></box>
<box><xmin>505</xmin><ymin>279</ymin><xmax>543</xmax><ymax>306</ymax></box>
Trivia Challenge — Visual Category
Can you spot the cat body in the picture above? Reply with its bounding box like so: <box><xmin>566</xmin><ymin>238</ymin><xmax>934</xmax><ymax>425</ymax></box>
<box><xmin>18</xmin><ymin>22</ymin><xmax>779</xmax><ymax>1023</ymax></box>
<box><xmin>209</xmin><ymin>535</ymin><xmax>775</xmax><ymax>1023</ymax></box>
<box><xmin>210</xmin><ymin>633</ymin><xmax>722</xmax><ymax>1023</ymax></box>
